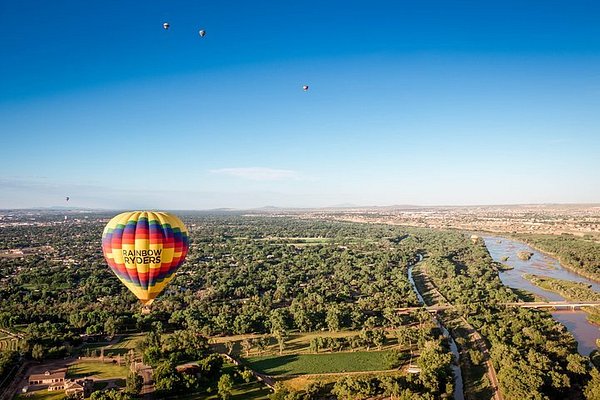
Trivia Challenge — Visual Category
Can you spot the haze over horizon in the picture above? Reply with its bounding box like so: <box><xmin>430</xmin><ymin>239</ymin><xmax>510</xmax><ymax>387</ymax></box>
<box><xmin>1</xmin><ymin>1</ymin><xmax>599</xmax><ymax>210</ymax></box>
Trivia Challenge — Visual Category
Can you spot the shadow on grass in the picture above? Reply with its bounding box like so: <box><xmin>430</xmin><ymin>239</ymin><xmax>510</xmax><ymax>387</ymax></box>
<box><xmin>93</xmin><ymin>381</ymin><xmax>109</xmax><ymax>391</ymax></box>
<box><xmin>247</xmin><ymin>355</ymin><xmax>299</xmax><ymax>375</ymax></box>
<box><xmin>467</xmin><ymin>362</ymin><xmax>494</xmax><ymax>400</ymax></box>
<box><xmin>231</xmin><ymin>382</ymin><xmax>272</xmax><ymax>400</ymax></box>
<box><xmin>69</xmin><ymin>368</ymin><xmax>102</xmax><ymax>379</ymax></box>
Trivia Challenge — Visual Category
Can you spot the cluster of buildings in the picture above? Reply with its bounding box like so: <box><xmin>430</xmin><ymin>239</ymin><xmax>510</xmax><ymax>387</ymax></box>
<box><xmin>23</xmin><ymin>370</ymin><xmax>93</xmax><ymax>399</ymax></box>
<box><xmin>291</xmin><ymin>204</ymin><xmax>600</xmax><ymax>237</ymax></box>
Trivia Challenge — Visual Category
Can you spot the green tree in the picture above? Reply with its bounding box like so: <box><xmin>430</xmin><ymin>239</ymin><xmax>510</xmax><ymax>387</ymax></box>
<box><xmin>240</xmin><ymin>368</ymin><xmax>254</xmax><ymax>383</ymax></box>
<box><xmin>567</xmin><ymin>353</ymin><xmax>589</xmax><ymax>375</ymax></box>
<box><xmin>273</xmin><ymin>330</ymin><xmax>288</xmax><ymax>354</ymax></box>
<box><xmin>372</xmin><ymin>329</ymin><xmax>386</xmax><ymax>350</ymax></box>
<box><xmin>31</xmin><ymin>343</ymin><xmax>44</xmax><ymax>360</ymax></box>
<box><xmin>416</xmin><ymin>340</ymin><xmax>452</xmax><ymax>395</ymax></box>
<box><xmin>269</xmin><ymin>308</ymin><xmax>289</xmax><ymax>334</ymax></box>
<box><xmin>585</xmin><ymin>368</ymin><xmax>600</xmax><ymax>400</ymax></box>
<box><xmin>218</xmin><ymin>374</ymin><xmax>233</xmax><ymax>400</ymax></box>
<box><xmin>154</xmin><ymin>361</ymin><xmax>181</xmax><ymax>395</ymax></box>
<box><xmin>104</xmin><ymin>316</ymin><xmax>121</xmax><ymax>338</ymax></box>
<box><xmin>309</xmin><ymin>337</ymin><xmax>319</xmax><ymax>353</ymax></box>
<box><xmin>125</xmin><ymin>371</ymin><xmax>144</xmax><ymax>395</ymax></box>
<box><xmin>90</xmin><ymin>389</ymin><xmax>132</xmax><ymax>400</ymax></box>
<box><xmin>241</xmin><ymin>339</ymin><xmax>253</xmax><ymax>357</ymax></box>
<box><xmin>326</xmin><ymin>305</ymin><xmax>341</xmax><ymax>332</ymax></box>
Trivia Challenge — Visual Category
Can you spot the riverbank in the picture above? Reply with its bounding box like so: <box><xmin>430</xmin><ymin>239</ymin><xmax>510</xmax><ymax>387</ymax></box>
<box><xmin>483</xmin><ymin>235</ymin><xmax>600</xmax><ymax>356</ymax></box>
<box><xmin>471</xmin><ymin>231</ymin><xmax>600</xmax><ymax>283</ymax></box>
<box><xmin>511</xmin><ymin>234</ymin><xmax>600</xmax><ymax>283</ymax></box>
<box><xmin>522</xmin><ymin>274</ymin><xmax>600</xmax><ymax>325</ymax></box>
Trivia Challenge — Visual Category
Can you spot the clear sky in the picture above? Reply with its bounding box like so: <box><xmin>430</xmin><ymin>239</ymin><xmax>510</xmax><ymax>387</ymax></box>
<box><xmin>1</xmin><ymin>0</ymin><xmax>599</xmax><ymax>209</ymax></box>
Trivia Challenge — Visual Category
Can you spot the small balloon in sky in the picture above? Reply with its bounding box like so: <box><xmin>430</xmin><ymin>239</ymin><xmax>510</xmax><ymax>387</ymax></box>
<box><xmin>302</xmin><ymin>85</ymin><xmax>309</xmax><ymax>91</ymax></box>
<box><xmin>66</xmin><ymin>196</ymin><xmax>70</xmax><ymax>202</ymax></box>
<box><xmin>163</xmin><ymin>22</ymin><xmax>170</xmax><ymax>30</ymax></box>
<box><xmin>199</xmin><ymin>29</ymin><xmax>206</xmax><ymax>37</ymax></box>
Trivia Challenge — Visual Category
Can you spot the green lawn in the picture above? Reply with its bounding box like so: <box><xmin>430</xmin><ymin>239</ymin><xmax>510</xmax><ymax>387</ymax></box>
<box><xmin>67</xmin><ymin>361</ymin><xmax>129</xmax><ymax>379</ymax></box>
<box><xmin>105</xmin><ymin>334</ymin><xmax>145</xmax><ymax>356</ymax></box>
<box><xmin>16</xmin><ymin>391</ymin><xmax>66</xmax><ymax>400</ymax></box>
<box><xmin>247</xmin><ymin>350</ymin><xmax>393</xmax><ymax>376</ymax></box>
<box><xmin>79</xmin><ymin>333</ymin><xmax>145</xmax><ymax>357</ymax></box>
<box><xmin>211</xmin><ymin>330</ymin><xmax>401</xmax><ymax>358</ymax></box>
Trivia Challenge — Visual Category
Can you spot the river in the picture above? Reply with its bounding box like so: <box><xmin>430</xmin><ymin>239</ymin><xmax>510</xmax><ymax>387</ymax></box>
<box><xmin>483</xmin><ymin>235</ymin><xmax>600</xmax><ymax>356</ymax></box>
<box><xmin>408</xmin><ymin>255</ymin><xmax>465</xmax><ymax>400</ymax></box>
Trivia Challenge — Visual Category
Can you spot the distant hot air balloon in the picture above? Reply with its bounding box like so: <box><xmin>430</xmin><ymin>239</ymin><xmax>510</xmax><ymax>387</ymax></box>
<box><xmin>302</xmin><ymin>85</ymin><xmax>309</xmax><ymax>91</ymax></box>
<box><xmin>101</xmin><ymin>211</ymin><xmax>190</xmax><ymax>307</ymax></box>
<box><xmin>66</xmin><ymin>196</ymin><xmax>70</xmax><ymax>202</ymax></box>
<box><xmin>163</xmin><ymin>22</ymin><xmax>170</xmax><ymax>30</ymax></box>
<box><xmin>199</xmin><ymin>29</ymin><xmax>206</xmax><ymax>37</ymax></box>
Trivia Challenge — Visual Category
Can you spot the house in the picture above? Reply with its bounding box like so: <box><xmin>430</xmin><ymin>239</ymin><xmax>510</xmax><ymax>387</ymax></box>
<box><xmin>65</xmin><ymin>378</ymin><xmax>93</xmax><ymax>398</ymax></box>
<box><xmin>28</xmin><ymin>369</ymin><xmax>66</xmax><ymax>385</ymax></box>
<box><xmin>48</xmin><ymin>382</ymin><xmax>66</xmax><ymax>391</ymax></box>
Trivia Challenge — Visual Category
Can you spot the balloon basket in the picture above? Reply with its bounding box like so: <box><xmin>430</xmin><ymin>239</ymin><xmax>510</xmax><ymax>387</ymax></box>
<box><xmin>141</xmin><ymin>305</ymin><xmax>152</xmax><ymax>315</ymax></box>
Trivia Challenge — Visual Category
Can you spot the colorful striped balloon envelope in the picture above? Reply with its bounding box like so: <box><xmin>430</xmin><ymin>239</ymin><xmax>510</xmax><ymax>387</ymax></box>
<box><xmin>101</xmin><ymin>211</ymin><xmax>190</xmax><ymax>306</ymax></box>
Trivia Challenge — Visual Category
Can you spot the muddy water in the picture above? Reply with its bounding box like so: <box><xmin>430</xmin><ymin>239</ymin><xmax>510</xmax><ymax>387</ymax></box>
<box><xmin>483</xmin><ymin>236</ymin><xmax>600</xmax><ymax>355</ymax></box>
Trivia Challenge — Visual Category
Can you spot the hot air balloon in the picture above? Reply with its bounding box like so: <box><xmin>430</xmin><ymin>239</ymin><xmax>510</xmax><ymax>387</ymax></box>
<box><xmin>302</xmin><ymin>85</ymin><xmax>309</xmax><ymax>91</ymax></box>
<box><xmin>66</xmin><ymin>196</ymin><xmax>70</xmax><ymax>202</ymax></box>
<box><xmin>101</xmin><ymin>211</ymin><xmax>189</xmax><ymax>307</ymax></box>
<box><xmin>199</xmin><ymin>29</ymin><xmax>206</xmax><ymax>37</ymax></box>
<box><xmin>163</xmin><ymin>22</ymin><xmax>170</xmax><ymax>30</ymax></box>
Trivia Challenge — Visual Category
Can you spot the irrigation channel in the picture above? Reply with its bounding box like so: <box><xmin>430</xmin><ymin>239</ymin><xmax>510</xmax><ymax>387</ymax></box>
<box><xmin>483</xmin><ymin>236</ymin><xmax>600</xmax><ymax>356</ymax></box>
<box><xmin>408</xmin><ymin>254</ymin><xmax>465</xmax><ymax>400</ymax></box>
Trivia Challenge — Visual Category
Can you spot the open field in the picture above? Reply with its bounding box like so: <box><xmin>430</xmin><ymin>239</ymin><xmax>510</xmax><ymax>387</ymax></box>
<box><xmin>211</xmin><ymin>330</ymin><xmax>403</xmax><ymax>358</ymax></box>
<box><xmin>15</xmin><ymin>391</ymin><xmax>66</xmax><ymax>400</ymax></box>
<box><xmin>79</xmin><ymin>334</ymin><xmax>145</xmax><ymax>357</ymax></box>
<box><xmin>246</xmin><ymin>350</ymin><xmax>394</xmax><ymax>376</ymax></box>
<box><xmin>280</xmin><ymin>370</ymin><xmax>403</xmax><ymax>392</ymax></box>
<box><xmin>104</xmin><ymin>334</ymin><xmax>145</xmax><ymax>356</ymax></box>
<box><xmin>67</xmin><ymin>361</ymin><xmax>129</xmax><ymax>379</ymax></box>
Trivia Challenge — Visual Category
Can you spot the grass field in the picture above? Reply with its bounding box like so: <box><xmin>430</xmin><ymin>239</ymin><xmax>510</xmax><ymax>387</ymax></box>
<box><xmin>16</xmin><ymin>391</ymin><xmax>66</xmax><ymax>400</ymax></box>
<box><xmin>79</xmin><ymin>333</ymin><xmax>145</xmax><ymax>357</ymax></box>
<box><xmin>247</xmin><ymin>350</ymin><xmax>393</xmax><ymax>376</ymax></box>
<box><xmin>211</xmin><ymin>330</ymin><xmax>403</xmax><ymax>358</ymax></box>
<box><xmin>67</xmin><ymin>361</ymin><xmax>129</xmax><ymax>379</ymax></box>
<box><xmin>281</xmin><ymin>370</ymin><xmax>403</xmax><ymax>392</ymax></box>
<box><xmin>105</xmin><ymin>334</ymin><xmax>145</xmax><ymax>356</ymax></box>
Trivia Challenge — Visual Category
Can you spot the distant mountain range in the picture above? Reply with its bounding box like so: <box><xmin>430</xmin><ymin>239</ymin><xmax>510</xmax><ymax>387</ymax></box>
<box><xmin>1</xmin><ymin>203</ymin><xmax>599</xmax><ymax>213</ymax></box>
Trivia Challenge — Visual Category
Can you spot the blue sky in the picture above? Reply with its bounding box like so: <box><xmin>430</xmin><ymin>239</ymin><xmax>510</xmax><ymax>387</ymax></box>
<box><xmin>1</xmin><ymin>0</ymin><xmax>599</xmax><ymax>209</ymax></box>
